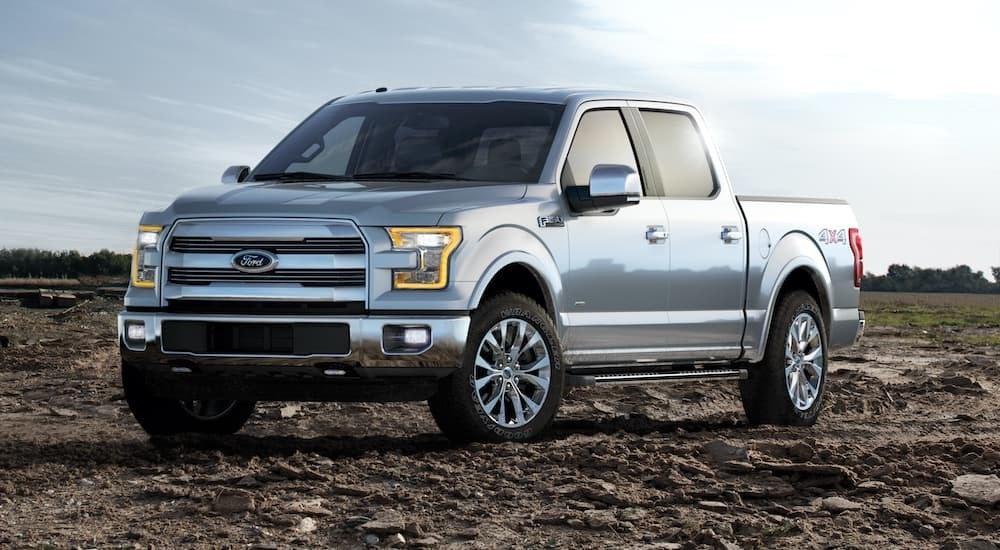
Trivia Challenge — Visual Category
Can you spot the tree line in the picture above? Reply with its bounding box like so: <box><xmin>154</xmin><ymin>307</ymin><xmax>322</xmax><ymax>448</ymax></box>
<box><xmin>863</xmin><ymin>264</ymin><xmax>1000</xmax><ymax>294</ymax></box>
<box><xmin>0</xmin><ymin>248</ymin><xmax>131</xmax><ymax>278</ymax></box>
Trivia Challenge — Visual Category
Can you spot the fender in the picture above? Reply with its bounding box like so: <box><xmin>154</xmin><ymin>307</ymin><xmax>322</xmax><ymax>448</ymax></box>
<box><xmin>745</xmin><ymin>231</ymin><xmax>833</xmax><ymax>363</ymax></box>
<box><xmin>460</xmin><ymin>225</ymin><xmax>564</xmax><ymax>328</ymax></box>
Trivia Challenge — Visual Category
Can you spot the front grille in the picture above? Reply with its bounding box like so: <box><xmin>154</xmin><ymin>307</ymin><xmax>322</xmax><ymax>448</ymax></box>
<box><xmin>170</xmin><ymin>237</ymin><xmax>365</xmax><ymax>254</ymax></box>
<box><xmin>164</xmin><ymin>300</ymin><xmax>366</xmax><ymax>315</ymax></box>
<box><xmin>168</xmin><ymin>267</ymin><xmax>365</xmax><ymax>287</ymax></box>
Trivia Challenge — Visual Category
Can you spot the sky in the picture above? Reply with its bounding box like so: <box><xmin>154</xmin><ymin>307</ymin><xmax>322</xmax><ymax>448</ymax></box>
<box><xmin>1</xmin><ymin>0</ymin><xmax>999</xmax><ymax>278</ymax></box>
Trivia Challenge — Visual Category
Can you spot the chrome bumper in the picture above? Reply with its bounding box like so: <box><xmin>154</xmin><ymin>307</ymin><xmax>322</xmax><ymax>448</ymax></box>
<box><xmin>117</xmin><ymin>311</ymin><xmax>469</xmax><ymax>369</ymax></box>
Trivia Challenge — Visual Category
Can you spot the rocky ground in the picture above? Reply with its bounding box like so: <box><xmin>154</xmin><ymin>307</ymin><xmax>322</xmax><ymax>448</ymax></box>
<box><xmin>0</xmin><ymin>296</ymin><xmax>997</xmax><ymax>549</ymax></box>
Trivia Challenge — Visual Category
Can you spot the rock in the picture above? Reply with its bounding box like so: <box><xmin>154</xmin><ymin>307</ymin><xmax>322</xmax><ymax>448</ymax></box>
<box><xmin>213</xmin><ymin>488</ymin><xmax>255</xmax><ymax>514</ymax></box>
<box><xmin>787</xmin><ymin>441</ymin><xmax>816</xmax><ymax>462</ymax></box>
<box><xmin>697</xmin><ymin>500</ymin><xmax>729</xmax><ymax>512</ymax></box>
<box><xmin>48</xmin><ymin>407</ymin><xmax>78</xmax><ymax>418</ymax></box>
<box><xmin>756</xmin><ymin>461</ymin><xmax>857</xmax><ymax>487</ymax></box>
<box><xmin>363</xmin><ymin>533</ymin><xmax>380</xmax><ymax>545</ymax></box>
<box><xmin>821</xmin><ymin>496</ymin><xmax>862</xmax><ymax>513</ymax></box>
<box><xmin>917</xmin><ymin>524</ymin><xmax>935</xmax><ymax>537</ymax></box>
<box><xmin>410</xmin><ymin>536</ymin><xmax>442</xmax><ymax>548</ymax></box>
<box><xmin>721</xmin><ymin>460</ymin><xmax>755</xmax><ymax>473</ymax></box>
<box><xmin>951</xmin><ymin>474</ymin><xmax>1000</xmax><ymax>506</ymax></box>
<box><xmin>575</xmin><ymin>481</ymin><xmax>633</xmax><ymax>506</ymax></box>
<box><xmin>295</xmin><ymin>517</ymin><xmax>317</xmax><ymax>533</ymax></box>
<box><xmin>856</xmin><ymin>480</ymin><xmax>887</xmax><ymax>493</ymax></box>
<box><xmin>331</xmin><ymin>484</ymin><xmax>371</xmax><ymax>497</ymax></box>
<box><xmin>583</xmin><ymin>509</ymin><xmax>618</xmax><ymax>529</ymax></box>
<box><xmin>280</xmin><ymin>404</ymin><xmax>301</xmax><ymax>418</ymax></box>
<box><xmin>360</xmin><ymin>509</ymin><xmax>405</xmax><ymax>535</ymax></box>
<box><xmin>703</xmin><ymin>440</ymin><xmax>749</xmax><ymax>463</ymax></box>
<box><xmin>282</xmin><ymin>498</ymin><xmax>333</xmax><ymax>517</ymax></box>
<box><xmin>385</xmin><ymin>533</ymin><xmax>406</xmax><ymax>547</ymax></box>
<box><xmin>235</xmin><ymin>475</ymin><xmax>260</xmax><ymax>488</ymax></box>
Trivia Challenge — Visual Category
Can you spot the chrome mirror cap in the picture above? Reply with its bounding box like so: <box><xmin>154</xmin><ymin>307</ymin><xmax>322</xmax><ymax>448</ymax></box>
<box><xmin>589</xmin><ymin>164</ymin><xmax>641</xmax><ymax>203</ymax></box>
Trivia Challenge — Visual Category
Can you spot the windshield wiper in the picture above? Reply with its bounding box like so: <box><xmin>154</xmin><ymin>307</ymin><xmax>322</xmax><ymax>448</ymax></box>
<box><xmin>352</xmin><ymin>171</ymin><xmax>470</xmax><ymax>181</ymax></box>
<box><xmin>252</xmin><ymin>171</ymin><xmax>353</xmax><ymax>182</ymax></box>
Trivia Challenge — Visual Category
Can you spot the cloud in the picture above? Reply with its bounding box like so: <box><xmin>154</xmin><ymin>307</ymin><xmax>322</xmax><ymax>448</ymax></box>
<box><xmin>0</xmin><ymin>57</ymin><xmax>109</xmax><ymax>89</ymax></box>
<box><xmin>146</xmin><ymin>94</ymin><xmax>297</xmax><ymax>128</ymax></box>
<box><xmin>544</xmin><ymin>0</ymin><xmax>1000</xmax><ymax>99</ymax></box>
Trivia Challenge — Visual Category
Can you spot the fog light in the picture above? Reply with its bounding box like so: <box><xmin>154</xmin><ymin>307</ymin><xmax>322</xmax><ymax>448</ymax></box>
<box><xmin>125</xmin><ymin>322</ymin><xmax>146</xmax><ymax>343</ymax></box>
<box><xmin>382</xmin><ymin>325</ymin><xmax>431</xmax><ymax>354</ymax></box>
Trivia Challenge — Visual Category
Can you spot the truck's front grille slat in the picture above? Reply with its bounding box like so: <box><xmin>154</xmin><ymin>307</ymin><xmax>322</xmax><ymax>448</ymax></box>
<box><xmin>170</xmin><ymin>237</ymin><xmax>365</xmax><ymax>254</ymax></box>
<box><xmin>168</xmin><ymin>267</ymin><xmax>365</xmax><ymax>287</ymax></box>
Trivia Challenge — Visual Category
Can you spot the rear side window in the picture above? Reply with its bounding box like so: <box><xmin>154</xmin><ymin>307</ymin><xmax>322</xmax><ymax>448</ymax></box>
<box><xmin>639</xmin><ymin>110</ymin><xmax>716</xmax><ymax>198</ymax></box>
<box><xmin>560</xmin><ymin>109</ymin><xmax>639</xmax><ymax>189</ymax></box>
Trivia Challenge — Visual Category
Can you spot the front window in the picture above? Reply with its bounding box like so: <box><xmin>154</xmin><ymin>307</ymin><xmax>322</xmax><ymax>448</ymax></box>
<box><xmin>253</xmin><ymin>101</ymin><xmax>565</xmax><ymax>183</ymax></box>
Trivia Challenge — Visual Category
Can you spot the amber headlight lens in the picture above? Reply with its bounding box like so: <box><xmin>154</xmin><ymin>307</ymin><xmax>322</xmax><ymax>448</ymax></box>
<box><xmin>387</xmin><ymin>227</ymin><xmax>461</xmax><ymax>289</ymax></box>
<box><xmin>131</xmin><ymin>225</ymin><xmax>163</xmax><ymax>288</ymax></box>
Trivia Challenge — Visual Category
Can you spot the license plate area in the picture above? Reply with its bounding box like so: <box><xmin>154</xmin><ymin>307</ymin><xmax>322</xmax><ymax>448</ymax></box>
<box><xmin>162</xmin><ymin>321</ymin><xmax>350</xmax><ymax>355</ymax></box>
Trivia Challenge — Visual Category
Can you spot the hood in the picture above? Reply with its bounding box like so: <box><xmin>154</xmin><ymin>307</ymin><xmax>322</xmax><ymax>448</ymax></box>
<box><xmin>151</xmin><ymin>180</ymin><xmax>528</xmax><ymax>227</ymax></box>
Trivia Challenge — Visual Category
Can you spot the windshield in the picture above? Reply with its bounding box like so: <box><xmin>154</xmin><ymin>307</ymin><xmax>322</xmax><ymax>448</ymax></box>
<box><xmin>252</xmin><ymin>101</ymin><xmax>565</xmax><ymax>183</ymax></box>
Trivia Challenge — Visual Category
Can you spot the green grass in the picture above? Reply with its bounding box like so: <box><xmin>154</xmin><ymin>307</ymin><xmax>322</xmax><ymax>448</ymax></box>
<box><xmin>865</xmin><ymin>303</ymin><xmax>1000</xmax><ymax>329</ymax></box>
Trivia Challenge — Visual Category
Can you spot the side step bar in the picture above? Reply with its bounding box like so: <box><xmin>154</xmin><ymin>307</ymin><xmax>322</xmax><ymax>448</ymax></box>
<box><xmin>567</xmin><ymin>368</ymin><xmax>748</xmax><ymax>387</ymax></box>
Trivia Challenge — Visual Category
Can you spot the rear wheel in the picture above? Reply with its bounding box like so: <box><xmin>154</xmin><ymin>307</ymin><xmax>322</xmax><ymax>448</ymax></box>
<box><xmin>429</xmin><ymin>293</ymin><xmax>564</xmax><ymax>442</ymax></box>
<box><xmin>739</xmin><ymin>290</ymin><xmax>827</xmax><ymax>426</ymax></box>
<box><xmin>121</xmin><ymin>360</ymin><xmax>256</xmax><ymax>436</ymax></box>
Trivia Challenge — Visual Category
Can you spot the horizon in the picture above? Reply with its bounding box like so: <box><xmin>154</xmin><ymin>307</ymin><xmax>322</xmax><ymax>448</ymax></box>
<box><xmin>2</xmin><ymin>1</ymin><xmax>999</xmax><ymax>275</ymax></box>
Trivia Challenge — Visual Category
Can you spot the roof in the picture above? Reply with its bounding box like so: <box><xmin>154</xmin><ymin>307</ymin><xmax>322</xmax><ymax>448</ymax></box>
<box><xmin>331</xmin><ymin>86</ymin><xmax>690</xmax><ymax>107</ymax></box>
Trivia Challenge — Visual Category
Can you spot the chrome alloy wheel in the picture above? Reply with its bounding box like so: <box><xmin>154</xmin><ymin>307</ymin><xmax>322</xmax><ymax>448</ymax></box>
<box><xmin>784</xmin><ymin>312</ymin><xmax>824</xmax><ymax>411</ymax></box>
<box><xmin>179</xmin><ymin>400</ymin><xmax>238</xmax><ymax>421</ymax></box>
<box><xmin>473</xmin><ymin>317</ymin><xmax>552</xmax><ymax>428</ymax></box>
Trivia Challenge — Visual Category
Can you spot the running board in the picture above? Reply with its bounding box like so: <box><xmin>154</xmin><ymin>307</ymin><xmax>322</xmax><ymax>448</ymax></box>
<box><xmin>567</xmin><ymin>368</ymin><xmax>748</xmax><ymax>387</ymax></box>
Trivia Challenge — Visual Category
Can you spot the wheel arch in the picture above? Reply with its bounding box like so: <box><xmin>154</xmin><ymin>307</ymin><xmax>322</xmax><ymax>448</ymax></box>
<box><xmin>469</xmin><ymin>254</ymin><xmax>559</xmax><ymax>323</ymax></box>
<box><xmin>748</xmin><ymin>232</ymin><xmax>833</xmax><ymax>362</ymax></box>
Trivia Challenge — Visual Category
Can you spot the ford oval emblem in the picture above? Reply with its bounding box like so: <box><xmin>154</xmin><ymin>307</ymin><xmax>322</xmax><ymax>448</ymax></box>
<box><xmin>231</xmin><ymin>249</ymin><xmax>278</xmax><ymax>273</ymax></box>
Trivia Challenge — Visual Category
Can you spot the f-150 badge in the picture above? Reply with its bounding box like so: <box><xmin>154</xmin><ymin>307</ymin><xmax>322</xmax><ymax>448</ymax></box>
<box><xmin>818</xmin><ymin>228</ymin><xmax>846</xmax><ymax>245</ymax></box>
<box><xmin>537</xmin><ymin>215</ymin><xmax>565</xmax><ymax>228</ymax></box>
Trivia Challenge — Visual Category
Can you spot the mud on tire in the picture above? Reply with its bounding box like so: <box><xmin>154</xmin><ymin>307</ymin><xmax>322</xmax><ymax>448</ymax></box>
<box><xmin>428</xmin><ymin>293</ymin><xmax>564</xmax><ymax>442</ymax></box>
<box><xmin>739</xmin><ymin>290</ymin><xmax>827</xmax><ymax>426</ymax></box>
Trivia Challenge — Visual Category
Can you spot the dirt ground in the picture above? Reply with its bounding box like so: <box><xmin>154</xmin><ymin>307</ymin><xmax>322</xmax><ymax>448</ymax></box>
<box><xmin>0</xmin><ymin>296</ymin><xmax>997</xmax><ymax>549</ymax></box>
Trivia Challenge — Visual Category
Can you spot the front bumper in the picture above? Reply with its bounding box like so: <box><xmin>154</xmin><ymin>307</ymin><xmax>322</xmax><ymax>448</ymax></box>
<box><xmin>117</xmin><ymin>311</ymin><xmax>470</xmax><ymax>370</ymax></box>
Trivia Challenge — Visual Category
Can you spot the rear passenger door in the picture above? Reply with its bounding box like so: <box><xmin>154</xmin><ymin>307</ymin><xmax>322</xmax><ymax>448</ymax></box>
<box><xmin>560</xmin><ymin>106</ymin><xmax>672</xmax><ymax>362</ymax></box>
<box><xmin>631</xmin><ymin>105</ymin><xmax>746</xmax><ymax>358</ymax></box>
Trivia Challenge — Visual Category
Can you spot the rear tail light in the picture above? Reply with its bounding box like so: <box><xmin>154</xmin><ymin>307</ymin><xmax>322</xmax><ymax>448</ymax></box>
<box><xmin>848</xmin><ymin>228</ymin><xmax>863</xmax><ymax>288</ymax></box>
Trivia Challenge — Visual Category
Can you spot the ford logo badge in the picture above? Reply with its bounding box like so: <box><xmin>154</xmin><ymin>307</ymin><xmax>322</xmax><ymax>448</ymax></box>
<box><xmin>231</xmin><ymin>249</ymin><xmax>278</xmax><ymax>273</ymax></box>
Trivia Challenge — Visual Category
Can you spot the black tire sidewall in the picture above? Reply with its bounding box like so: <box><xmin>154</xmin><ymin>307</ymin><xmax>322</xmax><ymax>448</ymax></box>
<box><xmin>432</xmin><ymin>294</ymin><xmax>564</xmax><ymax>442</ymax></box>
<box><xmin>121</xmin><ymin>359</ymin><xmax>255</xmax><ymax>436</ymax></box>
<box><xmin>741</xmin><ymin>291</ymin><xmax>828</xmax><ymax>426</ymax></box>
<box><xmin>774</xmin><ymin>295</ymin><xmax>827</xmax><ymax>424</ymax></box>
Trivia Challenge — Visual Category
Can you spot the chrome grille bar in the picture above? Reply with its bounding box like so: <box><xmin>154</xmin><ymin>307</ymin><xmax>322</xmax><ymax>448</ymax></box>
<box><xmin>168</xmin><ymin>267</ymin><xmax>365</xmax><ymax>287</ymax></box>
<box><xmin>170</xmin><ymin>236</ymin><xmax>365</xmax><ymax>254</ymax></box>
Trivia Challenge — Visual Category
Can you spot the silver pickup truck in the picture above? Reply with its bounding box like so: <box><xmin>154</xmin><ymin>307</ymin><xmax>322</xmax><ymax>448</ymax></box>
<box><xmin>118</xmin><ymin>87</ymin><xmax>865</xmax><ymax>441</ymax></box>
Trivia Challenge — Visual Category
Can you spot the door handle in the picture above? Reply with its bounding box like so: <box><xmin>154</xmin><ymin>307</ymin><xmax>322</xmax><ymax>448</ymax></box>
<box><xmin>721</xmin><ymin>225</ymin><xmax>742</xmax><ymax>243</ymax></box>
<box><xmin>646</xmin><ymin>225</ymin><xmax>668</xmax><ymax>243</ymax></box>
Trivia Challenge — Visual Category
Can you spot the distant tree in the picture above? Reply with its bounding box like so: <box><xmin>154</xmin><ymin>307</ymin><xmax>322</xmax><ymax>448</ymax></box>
<box><xmin>863</xmin><ymin>263</ymin><xmax>999</xmax><ymax>294</ymax></box>
<box><xmin>0</xmin><ymin>248</ymin><xmax>131</xmax><ymax>278</ymax></box>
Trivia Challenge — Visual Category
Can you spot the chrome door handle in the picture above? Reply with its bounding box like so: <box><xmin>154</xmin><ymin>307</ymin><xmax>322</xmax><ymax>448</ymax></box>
<box><xmin>646</xmin><ymin>225</ymin><xmax>668</xmax><ymax>243</ymax></box>
<box><xmin>721</xmin><ymin>225</ymin><xmax>742</xmax><ymax>243</ymax></box>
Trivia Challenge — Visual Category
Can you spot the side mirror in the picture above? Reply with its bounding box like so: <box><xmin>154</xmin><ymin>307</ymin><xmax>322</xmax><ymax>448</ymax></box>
<box><xmin>565</xmin><ymin>164</ymin><xmax>642</xmax><ymax>213</ymax></box>
<box><xmin>222</xmin><ymin>165</ymin><xmax>250</xmax><ymax>184</ymax></box>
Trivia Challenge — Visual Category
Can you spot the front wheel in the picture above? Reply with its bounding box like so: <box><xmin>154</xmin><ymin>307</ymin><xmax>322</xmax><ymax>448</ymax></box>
<box><xmin>739</xmin><ymin>290</ymin><xmax>827</xmax><ymax>426</ymax></box>
<box><xmin>121</xmin><ymin>360</ymin><xmax>256</xmax><ymax>436</ymax></box>
<box><xmin>429</xmin><ymin>293</ymin><xmax>564</xmax><ymax>442</ymax></box>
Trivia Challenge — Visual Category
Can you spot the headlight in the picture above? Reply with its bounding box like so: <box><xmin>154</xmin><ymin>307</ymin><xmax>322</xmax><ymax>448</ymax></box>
<box><xmin>132</xmin><ymin>225</ymin><xmax>163</xmax><ymax>288</ymax></box>
<box><xmin>386</xmin><ymin>227</ymin><xmax>461</xmax><ymax>289</ymax></box>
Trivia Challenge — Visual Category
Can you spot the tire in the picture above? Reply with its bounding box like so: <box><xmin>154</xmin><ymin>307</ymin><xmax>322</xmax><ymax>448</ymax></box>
<box><xmin>739</xmin><ymin>290</ymin><xmax>827</xmax><ymax>426</ymax></box>
<box><xmin>121</xmin><ymin>360</ymin><xmax>256</xmax><ymax>436</ymax></box>
<box><xmin>429</xmin><ymin>293</ymin><xmax>564</xmax><ymax>442</ymax></box>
